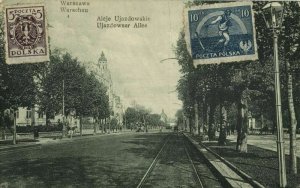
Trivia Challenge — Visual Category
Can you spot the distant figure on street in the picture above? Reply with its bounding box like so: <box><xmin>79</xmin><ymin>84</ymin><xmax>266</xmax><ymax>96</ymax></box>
<box><xmin>67</xmin><ymin>126</ymin><xmax>74</xmax><ymax>138</ymax></box>
<box><xmin>57</xmin><ymin>119</ymin><xmax>63</xmax><ymax>129</ymax></box>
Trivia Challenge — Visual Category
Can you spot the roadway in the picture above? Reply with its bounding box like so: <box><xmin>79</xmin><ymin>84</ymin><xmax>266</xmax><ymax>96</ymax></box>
<box><xmin>0</xmin><ymin>131</ymin><xmax>222</xmax><ymax>188</ymax></box>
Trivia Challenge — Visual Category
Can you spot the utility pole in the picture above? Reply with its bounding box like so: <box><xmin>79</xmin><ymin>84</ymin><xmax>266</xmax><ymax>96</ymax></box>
<box><xmin>62</xmin><ymin>79</ymin><xmax>65</xmax><ymax>138</ymax></box>
<box><xmin>13</xmin><ymin>110</ymin><xmax>17</xmax><ymax>145</ymax></box>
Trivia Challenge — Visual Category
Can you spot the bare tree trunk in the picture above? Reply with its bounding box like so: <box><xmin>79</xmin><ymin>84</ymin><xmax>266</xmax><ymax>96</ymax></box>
<box><xmin>143</xmin><ymin>115</ymin><xmax>148</xmax><ymax>133</ymax></box>
<box><xmin>236</xmin><ymin>101</ymin><xmax>242</xmax><ymax>151</ymax></box>
<box><xmin>218</xmin><ymin>105</ymin><xmax>226</xmax><ymax>145</ymax></box>
<box><xmin>205</xmin><ymin>105</ymin><xmax>209</xmax><ymax>134</ymax></box>
<box><xmin>200</xmin><ymin>101</ymin><xmax>206</xmax><ymax>135</ymax></box>
<box><xmin>186</xmin><ymin>118</ymin><xmax>191</xmax><ymax>133</ymax></box>
<box><xmin>93</xmin><ymin>117</ymin><xmax>97</xmax><ymax>135</ymax></box>
<box><xmin>13</xmin><ymin>110</ymin><xmax>16</xmax><ymax>145</ymax></box>
<box><xmin>0</xmin><ymin>112</ymin><xmax>6</xmax><ymax>140</ymax></box>
<box><xmin>2</xmin><ymin>129</ymin><xmax>6</xmax><ymax>140</ymax></box>
<box><xmin>189</xmin><ymin>118</ymin><xmax>192</xmax><ymax>133</ymax></box>
<box><xmin>104</xmin><ymin>118</ymin><xmax>106</xmax><ymax>133</ymax></box>
<box><xmin>286</xmin><ymin>60</ymin><xmax>297</xmax><ymax>174</ymax></box>
<box><xmin>236</xmin><ymin>97</ymin><xmax>248</xmax><ymax>152</ymax></box>
<box><xmin>194</xmin><ymin>101</ymin><xmax>199</xmax><ymax>135</ymax></box>
<box><xmin>183</xmin><ymin>114</ymin><xmax>187</xmax><ymax>131</ymax></box>
<box><xmin>98</xmin><ymin>118</ymin><xmax>100</xmax><ymax>133</ymax></box>
<box><xmin>208</xmin><ymin>103</ymin><xmax>216</xmax><ymax>140</ymax></box>
<box><xmin>224</xmin><ymin>108</ymin><xmax>228</xmax><ymax>136</ymax></box>
<box><xmin>79</xmin><ymin>116</ymin><xmax>82</xmax><ymax>136</ymax></box>
<box><xmin>108</xmin><ymin>118</ymin><xmax>111</xmax><ymax>134</ymax></box>
<box><xmin>100</xmin><ymin>119</ymin><xmax>104</xmax><ymax>134</ymax></box>
<box><xmin>31</xmin><ymin>107</ymin><xmax>36</xmax><ymax>139</ymax></box>
<box><xmin>260</xmin><ymin>114</ymin><xmax>266</xmax><ymax>129</ymax></box>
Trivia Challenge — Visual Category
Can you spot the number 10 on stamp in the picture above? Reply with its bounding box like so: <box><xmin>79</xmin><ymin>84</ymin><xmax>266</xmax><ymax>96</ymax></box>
<box><xmin>185</xmin><ymin>2</ymin><xmax>258</xmax><ymax>67</ymax></box>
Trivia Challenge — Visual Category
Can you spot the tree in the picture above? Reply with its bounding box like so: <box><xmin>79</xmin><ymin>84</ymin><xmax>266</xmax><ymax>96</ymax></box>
<box><xmin>175</xmin><ymin>109</ymin><xmax>185</xmax><ymax>130</ymax></box>
<box><xmin>124</xmin><ymin>104</ymin><xmax>162</xmax><ymax>131</ymax></box>
<box><xmin>124</xmin><ymin>107</ymin><xmax>140</xmax><ymax>129</ymax></box>
<box><xmin>254</xmin><ymin>1</ymin><xmax>300</xmax><ymax>173</ymax></box>
<box><xmin>281</xmin><ymin>2</ymin><xmax>300</xmax><ymax>174</ymax></box>
<box><xmin>0</xmin><ymin>19</ymin><xmax>38</xmax><ymax>141</ymax></box>
<box><xmin>0</xmin><ymin>11</ymin><xmax>56</xmax><ymax>142</ymax></box>
<box><xmin>110</xmin><ymin>117</ymin><xmax>118</xmax><ymax>132</ymax></box>
<box><xmin>38</xmin><ymin>49</ymin><xmax>109</xmax><ymax>136</ymax></box>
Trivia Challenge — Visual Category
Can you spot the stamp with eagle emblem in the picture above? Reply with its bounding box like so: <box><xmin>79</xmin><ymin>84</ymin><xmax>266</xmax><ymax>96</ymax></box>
<box><xmin>4</xmin><ymin>5</ymin><xmax>49</xmax><ymax>64</ymax></box>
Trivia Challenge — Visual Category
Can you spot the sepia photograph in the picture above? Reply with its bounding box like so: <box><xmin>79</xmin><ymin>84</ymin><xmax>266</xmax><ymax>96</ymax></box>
<box><xmin>0</xmin><ymin>0</ymin><xmax>300</xmax><ymax>187</ymax></box>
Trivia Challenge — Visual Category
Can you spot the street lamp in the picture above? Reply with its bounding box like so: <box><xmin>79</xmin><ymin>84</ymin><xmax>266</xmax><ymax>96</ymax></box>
<box><xmin>262</xmin><ymin>2</ymin><xmax>286</xmax><ymax>187</ymax></box>
<box><xmin>262</xmin><ymin>3</ymin><xmax>284</xmax><ymax>30</ymax></box>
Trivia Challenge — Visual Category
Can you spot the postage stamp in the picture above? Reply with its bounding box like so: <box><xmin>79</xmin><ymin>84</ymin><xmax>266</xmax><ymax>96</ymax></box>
<box><xmin>4</xmin><ymin>4</ymin><xmax>49</xmax><ymax>64</ymax></box>
<box><xmin>185</xmin><ymin>2</ymin><xmax>258</xmax><ymax>67</ymax></box>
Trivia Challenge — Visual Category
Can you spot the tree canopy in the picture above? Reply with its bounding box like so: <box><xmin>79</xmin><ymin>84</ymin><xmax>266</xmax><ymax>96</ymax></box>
<box><xmin>175</xmin><ymin>1</ymin><xmax>300</xmax><ymax>151</ymax></box>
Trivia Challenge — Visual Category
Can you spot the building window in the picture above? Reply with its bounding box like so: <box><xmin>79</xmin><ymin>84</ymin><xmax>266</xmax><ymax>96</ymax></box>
<box><xmin>26</xmin><ymin>111</ymin><xmax>31</xmax><ymax>119</ymax></box>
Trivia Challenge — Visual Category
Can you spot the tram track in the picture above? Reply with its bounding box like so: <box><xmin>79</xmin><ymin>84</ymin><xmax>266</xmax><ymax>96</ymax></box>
<box><xmin>136</xmin><ymin>135</ymin><xmax>170</xmax><ymax>188</ymax></box>
<box><xmin>136</xmin><ymin>133</ymin><xmax>221</xmax><ymax>188</ymax></box>
<box><xmin>184</xmin><ymin>133</ymin><xmax>262</xmax><ymax>188</ymax></box>
<box><xmin>183</xmin><ymin>142</ymin><xmax>204</xmax><ymax>188</ymax></box>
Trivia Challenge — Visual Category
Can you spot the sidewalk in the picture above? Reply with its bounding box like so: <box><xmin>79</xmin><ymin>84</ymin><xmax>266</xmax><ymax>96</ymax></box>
<box><xmin>227</xmin><ymin>134</ymin><xmax>300</xmax><ymax>157</ymax></box>
<box><xmin>184</xmin><ymin>133</ymin><xmax>260</xmax><ymax>188</ymax></box>
<box><xmin>200</xmin><ymin>133</ymin><xmax>300</xmax><ymax>187</ymax></box>
<box><xmin>0</xmin><ymin>129</ymin><xmax>157</xmax><ymax>151</ymax></box>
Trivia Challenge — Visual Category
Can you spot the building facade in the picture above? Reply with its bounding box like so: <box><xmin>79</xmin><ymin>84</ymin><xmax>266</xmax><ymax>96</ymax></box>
<box><xmin>15</xmin><ymin>51</ymin><xmax>124</xmax><ymax>128</ymax></box>
<box><xmin>86</xmin><ymin>51</ymin><xmax>124</xmax><ymax>125</ymax></box>
<box><xmin>15</xmin><ymin>106</ymin><xmax>79</xmax><ymax>128</ymax></box>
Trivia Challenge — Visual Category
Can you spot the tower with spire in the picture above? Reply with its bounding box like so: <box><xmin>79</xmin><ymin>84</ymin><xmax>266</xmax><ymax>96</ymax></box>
<box><xmin>98</xmin><ymin>51</ymin><xmax>108</xmax><ymax>74</ymax></box>
<box><xmin>160</xmin><ymin>109</ymin><xmax>168</xmax><ymax>124</ymax></box>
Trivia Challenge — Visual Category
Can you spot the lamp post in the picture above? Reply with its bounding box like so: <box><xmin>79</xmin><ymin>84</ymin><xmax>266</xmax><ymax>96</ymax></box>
<box><xmin>262</xmin><ymin>2</ymin><xmax>286</xmax><ymax>187</ymax></box>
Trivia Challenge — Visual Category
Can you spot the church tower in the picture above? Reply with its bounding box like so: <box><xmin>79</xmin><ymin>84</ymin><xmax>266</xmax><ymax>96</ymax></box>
<box><xmin>160</xmin><ymin>109</ymin><xmax>168</xmax><ymax>124</ymax></box>
<box><xmin>98</xmin><ymin>51</ymin><xmax>107</xmax><ymax>74</ymax></box>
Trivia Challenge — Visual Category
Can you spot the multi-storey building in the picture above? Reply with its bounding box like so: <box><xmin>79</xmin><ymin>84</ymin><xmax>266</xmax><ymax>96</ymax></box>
<box><xmin>86</xmin><ymin>51</ymin><xmax>124</xmax><ymax>124</ymax></box>
<box><xmin>15</xmin><ymin>51</ymin><xmax>123</xmax><ymax>128</ymax></box>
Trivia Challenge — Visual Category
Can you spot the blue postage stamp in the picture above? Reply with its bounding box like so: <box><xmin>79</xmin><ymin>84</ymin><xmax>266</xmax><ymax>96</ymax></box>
<box><xmin>185</xmin><ymin>2</ymin><xmax>258</xmax><ymax>66</ymax></box>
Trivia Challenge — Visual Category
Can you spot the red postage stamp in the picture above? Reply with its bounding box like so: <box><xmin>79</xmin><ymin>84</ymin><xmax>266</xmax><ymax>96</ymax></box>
<box><xmin>4</xmin><ymin>5</ymin><xmax>49</xmax><ymax>64</ymax></box>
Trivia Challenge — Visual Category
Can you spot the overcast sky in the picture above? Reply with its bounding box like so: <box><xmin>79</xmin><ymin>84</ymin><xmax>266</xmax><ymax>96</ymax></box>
<box><xmin>3</xmin><ymin>0</ymin><xmax>185</xmax><ymax>118</ymax></box>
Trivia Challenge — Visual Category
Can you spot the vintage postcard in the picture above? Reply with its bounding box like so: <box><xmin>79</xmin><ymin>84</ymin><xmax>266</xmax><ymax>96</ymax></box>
<box><xmin>0</xmin><ymin>0</ymin><xmax>300</xmax><ymax>188</ymax></box>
